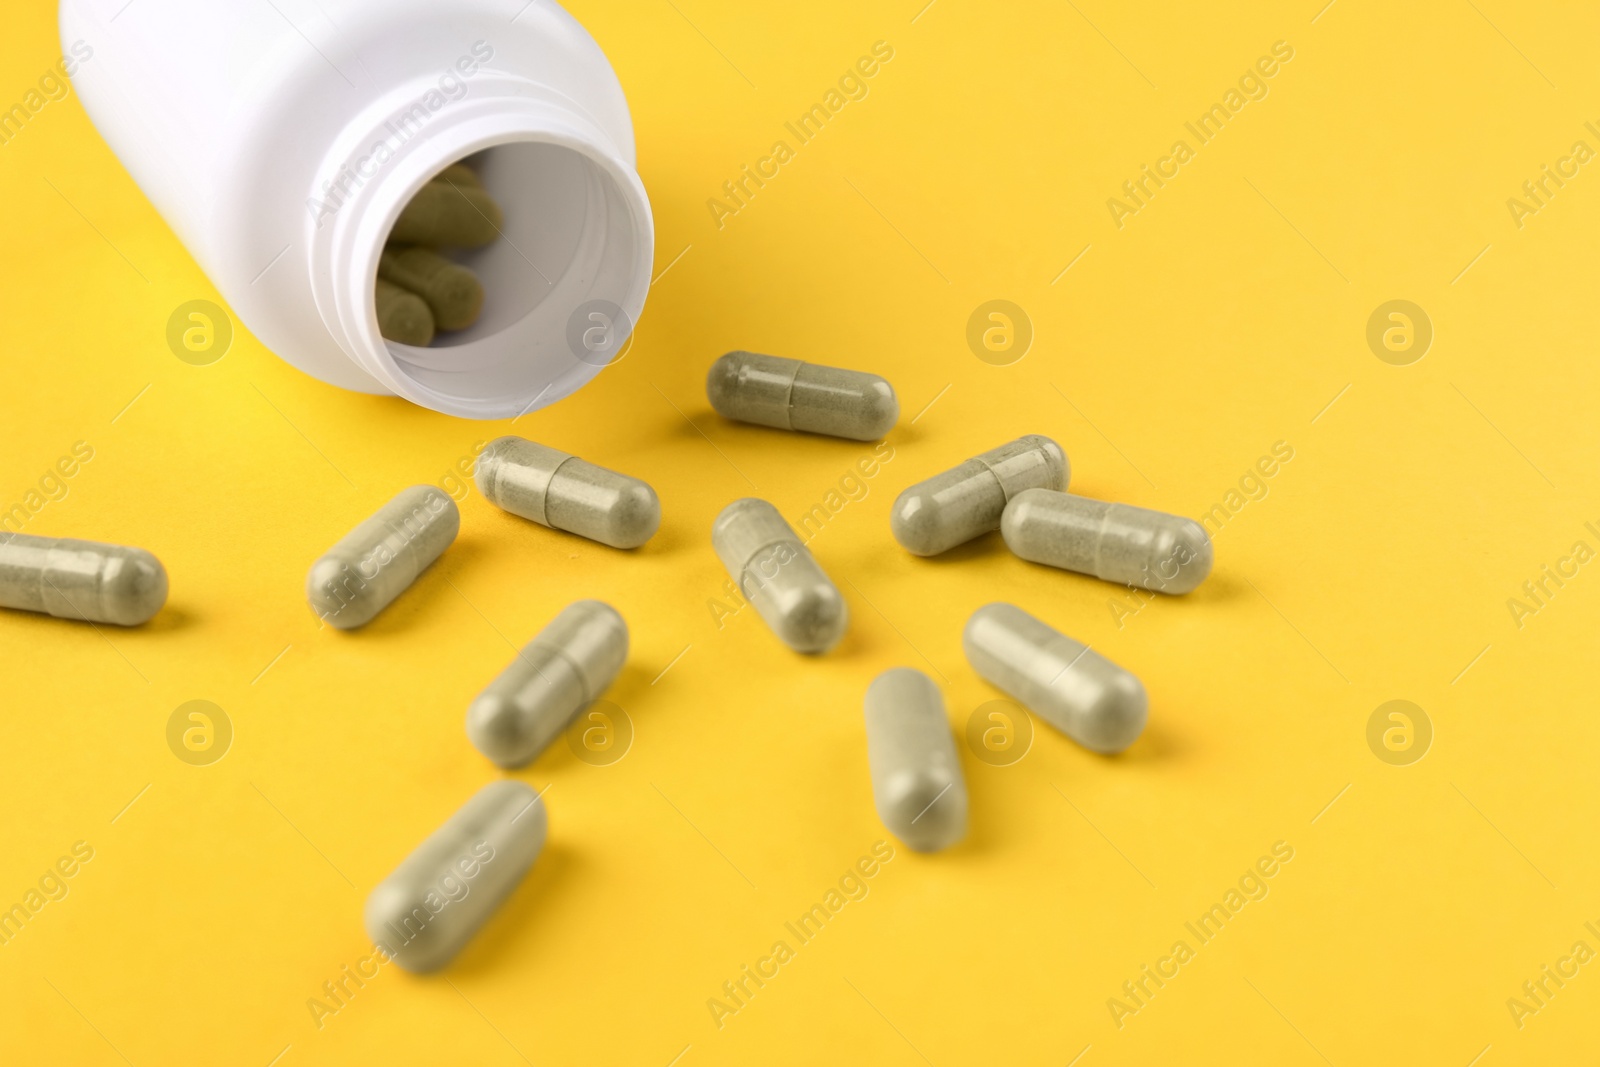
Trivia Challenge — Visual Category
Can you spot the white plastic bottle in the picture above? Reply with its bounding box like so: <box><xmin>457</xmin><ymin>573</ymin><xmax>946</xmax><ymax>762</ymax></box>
<box><xmin>60</xmin><ymin>0</ymin><xmax>653</xmax><ymax>420</ymax></box>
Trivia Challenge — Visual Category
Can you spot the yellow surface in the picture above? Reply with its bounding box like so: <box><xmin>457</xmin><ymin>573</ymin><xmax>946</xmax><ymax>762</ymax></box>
<box><xmin>2</xmin><ymin>1</ymin><xmax>1596</xmax><ymax>1063</ymax></box>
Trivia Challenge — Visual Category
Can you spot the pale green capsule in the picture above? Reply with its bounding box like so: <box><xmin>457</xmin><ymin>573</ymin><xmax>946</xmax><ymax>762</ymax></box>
<box><xmin>707</xmin><ymin>351</ymin><xmax>898</xmax><ymax>441</ymax></box>
<box><xmin>364</xmin><ymin>780</ymin><xmax>547</xmax><ymax>973</ymax></box>
<box><xmin>466</xmin><ymin>601</ymin><xmax>628</xmax><ymax>768</ymax></box>
<box><xmin>891</xmin><ymin>435</ymin><xmax>1067</xmax><ymax>556</ymax></box>
<box><xmin>864</xmin><ymin>668</ymin><xmax>967</xmax><ymax>853</ymax></box>
<box><xmin>1001</xmin><ymin>489</ymin><xmax>1213</xmax><ymax>594</ymax></box>
<box><xmin>475</xmin><ymin>436</ymin><xmax>660</xmax><ymax>550</ymax></box>
<box><xmin>0</xmin><ymin>533</ymin><xmax>166</xmax><ymax>626</ymax></box>
<box><xmin>711</xmin><ymin>498</ymin><xmax>847</xmax><ymax>653</ymax></box>
<box><xmin>964</xmin><ymin>603</ymin><xmax>1146</xmax><ymax>754</ymax></box>
<box><xmin>306</xmin><ymin>486</ymin><xmax>459</xmax><ymax>629</ymax></box>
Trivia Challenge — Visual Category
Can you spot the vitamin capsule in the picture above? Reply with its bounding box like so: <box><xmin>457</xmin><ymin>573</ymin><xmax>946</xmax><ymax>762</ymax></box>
<box><xmin>0</xmin><ymin>533</ymin><xmax>166</xmax><ymax>626</ymax></box>
<box><xmin>963</xmin><ymin>603</ymin><xmax>1146</xmax><ymax>754</ymax></box>
<box><xmin>863</xmin><ymin>668</ymin><xmax>967</xmax><ymax>852</ymax></box>
<box><xmin>475</xmin><ymin>436</ymin><xmax>660</xmax><ymax>550</ymax></box>
<box><xmin>307</xmin><ymin>486</ymin><xmax>459</xmax><ymax>629</ymax></box>
<box><xmin>890</xmin><ymin>435</ymin><xmax>1067</xmax><ymax>556</ymax></box>
<box><xmin>706</xmin><ymin>351</ymin><xmax>898</xmax><ymax>441</ymax></box>
<box><xmin>364</xmin><ymin>780</ymin><xmax>547</xmax><ymax>973</ymax></box>
<box><xmin>711</xmin><ymin>498</ymin><xmax>847</xmax><ymax>653</ymax></box>
<box><xmin>467</xmin><ymin>601</ymin><xmax>628</xmax><ymax>768</ymax></box>
<box><xmin>379</xmin><ymin>247</ymin><xmax>485</xmax><ymax>332</ymax></box>
<box><xmin>389</xmin><ymin>179</ymin><xmax>504</xmax><ymax>247</ymax></box>
<box><xmin>1002</xmin><ymin>489</ymin><xmax>1213</xmax><ymax>594</ymax></box>
<box><xmin>376</xmin><ymin>277</ymin><xmax>434</xmax><ymax>346</ymax></box>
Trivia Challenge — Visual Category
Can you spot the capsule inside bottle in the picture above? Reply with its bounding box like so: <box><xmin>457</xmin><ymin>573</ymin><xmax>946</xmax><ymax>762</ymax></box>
<box><xmin>863</xmin><ymin>668</ymin><xmax>968</xmax><ymax>852</ymax></box>
<box><xmin>963</xmin><ymin>603</ymin><xmax>1146</xmax><ymax>754</ymax></box>
<box><xmin>467</xmin><ymin>601</ymin><xmax>629</xmax><ymax>768</ymax></box>
<box><xmin>711</xmin><ymin>498</ymin><xmax>848</xmax><ymax>653</ymax></box>
<box><xmin>1002</xmin><ymin>489</ymin><xmax>1213</xmax><ymax>594</ymax></box>
<box><xmin>364</xmin><ymin>780</ymin><xmax>547</xmax><ymax>973</ymax></box>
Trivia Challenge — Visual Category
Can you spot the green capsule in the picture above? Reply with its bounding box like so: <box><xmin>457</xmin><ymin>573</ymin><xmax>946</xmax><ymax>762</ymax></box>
<box><xmin>389</xmin><ymin>180</ymin><xmax>503</xmax><ymax>247</ymax></box>
<box><xmin>379</xmin><ymin>247</ymin><xmax>485</xmax><ymax>333</ymax></box>
<box><xmin>375</xmin><ymin>278</ymin><xmax>435</xmax><ymax>346</ymax></box>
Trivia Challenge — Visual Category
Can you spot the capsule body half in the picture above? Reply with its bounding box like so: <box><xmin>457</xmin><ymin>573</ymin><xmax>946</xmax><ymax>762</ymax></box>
<box><xmin>891</xmin><ymin>435</ymin><xmax>1067</xmax><ymax>556</ymax></box>
<box><xmin>864</xmin><ymin>668</ymin><xmax>967</xmax><ymax>852</ymax></box>
<box><xmin>476</xmin><ymin>436</ymin><xmax>660</xmax><ymax>550</ymax></box>
<box><xmin>0</xmin><ymin>533</ymin><xmax>167</xmax><ymax>625</ymax></box>
<box><xmin>963</xmin><ymin>603</ymin><xmax>1146</xmax><ymax>754</ymax></box>
<box><xmin>364</xmin><ymin>780</ymin><xmax>547</xmax><ymax>973</ymax></box>
<box><xmin>307</xmin><ymin>486</ymin><xmax>459</xmax><ymax>629</ymax></box>
<box><xmin>707</xmin><ymin>351</ymin><xmax>898</xmax><ymax>441</ymax></box>
<box><xmin>467</xmin><ymin>601</ymin><xmax>629</xmax><ymax>768</ymax></box>
<box><xmin>1002</xmin><ymin>489</ymin><xmax>1213</xmax><ymax>594</ymax></box>
<box><xmin>712</xmin><ymin>498</ymin><xmax>847</xmax><ymax>653</ymax></box>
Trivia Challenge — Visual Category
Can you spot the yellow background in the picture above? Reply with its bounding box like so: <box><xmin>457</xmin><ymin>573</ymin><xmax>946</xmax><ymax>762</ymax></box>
<box><xmin>2</xmin><ymin>1</ymin><xmax>1596</xmax><ymax>1063</ymax></box>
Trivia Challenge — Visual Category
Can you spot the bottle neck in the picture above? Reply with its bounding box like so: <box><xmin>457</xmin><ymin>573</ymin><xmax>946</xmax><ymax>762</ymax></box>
<box><xmin>308</xmin><ymin>73</ymin><xmax>653</xmax><ymax>419</ymax></box>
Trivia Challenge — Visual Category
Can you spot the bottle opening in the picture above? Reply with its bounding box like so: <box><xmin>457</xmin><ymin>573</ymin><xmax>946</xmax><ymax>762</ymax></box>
<box><xmin>371</xmin><ymin>137</ymin><xmax>649</xmax><ymax>416</ymax></box>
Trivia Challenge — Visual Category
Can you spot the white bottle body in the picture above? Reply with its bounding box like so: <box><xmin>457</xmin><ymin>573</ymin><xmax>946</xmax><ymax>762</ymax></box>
<box><xmin>61</xmin><ymin>0</ymin><xmax>653</xmax><ymax>419</ymax></box>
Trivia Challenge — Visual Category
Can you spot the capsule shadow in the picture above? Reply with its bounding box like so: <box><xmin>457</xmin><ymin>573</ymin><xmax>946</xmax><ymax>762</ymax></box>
<box><xmin>626</xmin><ymin>518</ymin><xmax>686</xmax><ymax>557</ymax></box>
<box><xmin>604</xmin><ymin>660</ymin><xmax>656</xmax><ymax>705</ymax></box>
<box><xmin>1109</xmin><ymin>718</ymin><xmax>1191</xmax><ymax>765</ymax></box>
<box><xmin>137</xmin><ymin>603</ymin><xmax>198</xmax><ymax>634</ymax></box>
<box><xmin>1185</xmin><ymin>568</ymin><xmax>1243</xmax><ymax>606</ymax></box>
